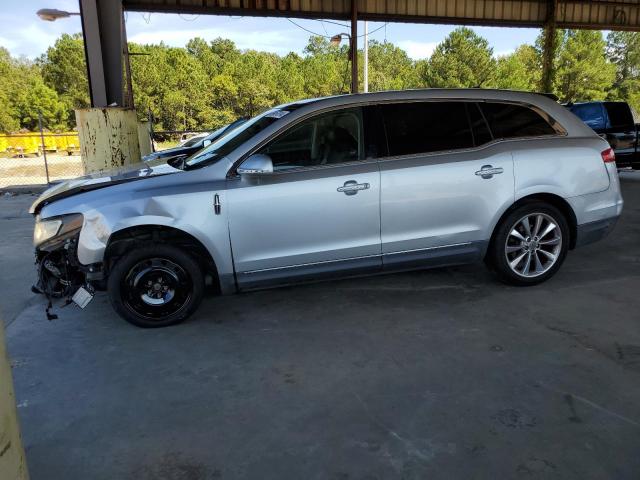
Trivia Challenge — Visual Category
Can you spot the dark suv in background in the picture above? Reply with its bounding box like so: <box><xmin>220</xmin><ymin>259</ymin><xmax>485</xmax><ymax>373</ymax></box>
<box><xmin>567</xmin><ymin>101</ymin><xmax>639</xmax><ymax>169</ymax></box>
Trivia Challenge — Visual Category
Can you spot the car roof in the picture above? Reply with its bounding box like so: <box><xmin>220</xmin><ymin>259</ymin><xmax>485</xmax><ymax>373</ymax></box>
<box><xmin>277</xmin><ymin>88</ymin><xmax>596</xmax><ymax>138</ymax></box>
<box><xmin>281</xmin><ymin>88</ymin><xmax>557</xmax><ymax>109</ymax></box>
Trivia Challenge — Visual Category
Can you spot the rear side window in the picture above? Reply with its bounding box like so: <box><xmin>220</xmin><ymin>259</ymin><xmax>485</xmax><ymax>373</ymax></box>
<box><xmin>380</xmin><ymin>102</ymin><xmax>473</xmax><ymax>156</ymax></box>
<box><xmin>480</xmin><ymin>102</ymin><xmax>558</xmax><ymax>139</ymax></box>
<box><xmin>604</xmin><ymin>102</ymin><xmax>634</xmax><ymax>129</ymax></box>
<box><xmin>569</xmin><ymin>103</ymin><xmax>606</xmax><ymax>130</ymax></box>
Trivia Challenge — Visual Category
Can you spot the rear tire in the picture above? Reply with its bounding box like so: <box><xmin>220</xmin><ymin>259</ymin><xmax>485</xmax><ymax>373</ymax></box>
<box><xmin>107</xmin><ymin>244</ymin><xmax>204</xmax><ymax>327</ymax></box>
<box><xmin>487</xmin><ymin>202</ymin><xmax>569</xmax><ymax>286</ymax></box>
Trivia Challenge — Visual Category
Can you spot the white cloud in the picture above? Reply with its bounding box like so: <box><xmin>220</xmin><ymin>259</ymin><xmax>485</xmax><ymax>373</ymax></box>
<box><xmin>494</xmin><ymin>48</ymin><xmax>516</xmax><ymax>58</ymax></box>
<box><xmin>396</xmin><ymin>40</ymin><xmax>438</xmax><ymax>60</ymax></box>
<box><xmin>0</xmin><ymin>35</ymin><xmax>18</xmax><ymax>51</ymax></box>
<box><xmin>0</xmin><ymin>22</ymin><xmax>66</xmax><ymax>58</ymax></box>
<box><xmin>127</xmin><ymin>27</ymin><xmax>296</xmax><ymax>55</ymax></box>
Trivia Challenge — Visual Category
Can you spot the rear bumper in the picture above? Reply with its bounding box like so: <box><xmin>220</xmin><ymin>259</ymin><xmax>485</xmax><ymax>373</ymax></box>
<box><xmin>574</xmin><ymin>216</ymin><xmax>619</xmax><ymax>248</ymax></box>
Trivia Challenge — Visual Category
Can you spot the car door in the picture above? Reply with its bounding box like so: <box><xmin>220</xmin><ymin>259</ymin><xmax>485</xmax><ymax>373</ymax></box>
<box><xmin>226</xmin><ymin>106</ymin><xmax>382</xmax><ymax>289</ymax></box>
<box><xmin>378</xmin><ymin>100</ymin><xmax>515</xmax><ymax>269</ymax></box>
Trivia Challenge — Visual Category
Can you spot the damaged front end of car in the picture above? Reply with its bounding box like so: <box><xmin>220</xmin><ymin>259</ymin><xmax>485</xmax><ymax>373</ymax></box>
<box><xmin>32</xmin><ymin>213</ymin><xmax>101</xmax><ymax>318</ymax></box>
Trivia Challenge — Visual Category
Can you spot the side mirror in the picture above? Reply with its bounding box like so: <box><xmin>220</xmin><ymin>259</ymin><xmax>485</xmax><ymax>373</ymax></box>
<box><xmin>237</xmin><ymin>154</ymin><xmax>274</xmax><ymax>175</ymax></box>
<box><xmin>202</xmin><ymin>139</ymin><xmax>212</xmax><ymax>147</ymax></box>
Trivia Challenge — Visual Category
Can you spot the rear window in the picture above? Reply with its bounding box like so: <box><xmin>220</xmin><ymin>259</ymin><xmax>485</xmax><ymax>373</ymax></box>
<box><xmin>569</xmin><ymin>103</ymin><xmax>606</xmax><ymax>130</ymax></box>
<box><xmin>479</xmin><ymin>102</ymin><xmax>558</xmax><ymax>139</ymax></box>
<box><xmin>604</xmin><ymin>102</ymin><xmax>634</xmax><ymax>129</ymax></box>
<box><xmin>380</xmin><ymin>102</ymin><xmax>473</xmax><ymax>156</ymax></box>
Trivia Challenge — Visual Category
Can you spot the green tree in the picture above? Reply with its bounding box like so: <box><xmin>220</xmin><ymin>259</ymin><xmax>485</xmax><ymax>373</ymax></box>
<box><xmin>490</xmin><ymin>45</ymin><xmax>539</xmax><ymax>91</ymax></box>
<box><xmin>606</xmin><ymin>31</ymin><xmax>640</xmax><ymax>112</ymax></box>
<box><xmin>0</xmin><ymin>48</ymin><xmax>19</xmax><ymax>132</ymax></box>
<box><xmin>39</xmin><ymin>33</ymin><xmax>90</xmax><ymax>125</ymax></box>
<box><xmin>301</xmin><ymin>36</ymin><xmax>347</xmax><ymax>96</ymax></box>
<box><xmin>14</xmin><ymin>77</ymin><xmax>67</xmax><ymax>130</ymax></box>
<box><xmin>364</xmin><ymin>40</ymin><xmax>419</xmax><ymax>91</ymax></box>
<box><xmin>553</xmin><ymin>30</ymin><xmax>616</xmax><ymax>102</ymax></box>
<box><xmin>0</xmin><ymin>47</ymin><xmax>66</xmax><ymax>131</ymax></box>
<box><xmin>424</xmin><ymin>27</ymin><xmax>495</xmax><ymax>88</ymax></box>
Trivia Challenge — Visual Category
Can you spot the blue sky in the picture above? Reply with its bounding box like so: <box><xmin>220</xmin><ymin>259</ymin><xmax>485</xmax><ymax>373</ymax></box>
<box><xmin>2</xmin><ymin>0</ymin><xmax>541</xmax><ymax>60</ymax></box>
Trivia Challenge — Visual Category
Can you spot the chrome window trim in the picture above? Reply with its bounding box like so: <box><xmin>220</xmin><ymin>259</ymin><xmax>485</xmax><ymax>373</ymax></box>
<box><xmin>229</xmin><ymin>97</ymin><xmax>568</xmax><ymax>177</ymax></box>
<box><xmin>375</xmin><ymin>132</ymin><xmax>569</xmax><ymax>165</ymax></box>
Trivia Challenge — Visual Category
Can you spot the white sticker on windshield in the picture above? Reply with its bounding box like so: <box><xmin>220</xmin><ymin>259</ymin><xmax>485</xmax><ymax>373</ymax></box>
<box><xmin>265</xmin><ymin>110</ymin><xmax>289</xmax><ymax>119</ymax></box>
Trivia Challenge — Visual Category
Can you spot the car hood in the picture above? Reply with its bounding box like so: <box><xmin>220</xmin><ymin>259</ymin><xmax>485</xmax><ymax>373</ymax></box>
<box><xmin>29</xmin><ymin>159</ymin><xmax>181</xmax><ymax>214</ymax></box>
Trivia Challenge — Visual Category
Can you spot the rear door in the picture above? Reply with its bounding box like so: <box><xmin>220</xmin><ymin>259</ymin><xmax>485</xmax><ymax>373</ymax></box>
<box><xmin>378</xmin><ymin>101</ymin><xmax>515</xmax><ymax>269</ymax></box>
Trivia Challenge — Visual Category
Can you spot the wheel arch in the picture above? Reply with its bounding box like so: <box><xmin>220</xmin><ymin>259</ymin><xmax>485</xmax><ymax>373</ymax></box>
<box><xmin>104</xmin><ymin>225</ymin><xmax>223</xmax><ymax>293</ymax></box>
<box><xmin>488</xmin><ymin>193</ymin><xmax>578</xmax><ymax>256</ymax></box>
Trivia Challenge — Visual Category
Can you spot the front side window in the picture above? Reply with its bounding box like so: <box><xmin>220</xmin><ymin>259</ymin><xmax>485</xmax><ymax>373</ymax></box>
<box><xmin>259</xmin><ymin>108</ymin><xmax>363</xmax><ymax>171</ymax></box>
<box><xmin>380</xmin><ymin>102</ymin><xmax>474</xmax><ymax>157</ymax></box>
<box><xmin>480</xmin><ymin>102</ymin><xmax>558</xmax><ymax>139</ymax></box>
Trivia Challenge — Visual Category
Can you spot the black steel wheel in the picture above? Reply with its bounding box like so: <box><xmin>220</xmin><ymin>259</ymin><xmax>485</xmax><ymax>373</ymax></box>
<box><xmin>108</xmin><ymin>244</ymin><xmax>204</xmax><ymax>327</ymax></box>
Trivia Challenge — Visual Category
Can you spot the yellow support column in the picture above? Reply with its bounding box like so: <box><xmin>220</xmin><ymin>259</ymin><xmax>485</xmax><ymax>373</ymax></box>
<box><xmin>75</xmin><ymin>107</ymin><xmax>141</xmax><ymax>174</ymax></box>
<box><xmin>0</xmin><ymin>322</ymin><xmax>29</xmax><ymax>480</ymax></box>
<box><xmin>137</xmin><ymin>121</ymin><xmax>152</xmax><ymax>158</ymax></box>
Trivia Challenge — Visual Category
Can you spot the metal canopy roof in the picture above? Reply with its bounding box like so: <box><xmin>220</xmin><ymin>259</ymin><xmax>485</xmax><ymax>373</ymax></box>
<box><xmin>122</xmin><ymin>0</ymin><xmax>640</xmax><ymax>31</ymax></box>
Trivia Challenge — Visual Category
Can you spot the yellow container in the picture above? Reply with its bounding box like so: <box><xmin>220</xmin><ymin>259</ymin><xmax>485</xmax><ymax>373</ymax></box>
<box><xmin>7</xmin><ymin>135</ymin><xmax>39</xmax><ymax>156</ymax></box>
<box><xmin>58</xmin><ymin>133</ymin><xmax>80</xmax><ymax>155</ymax></box>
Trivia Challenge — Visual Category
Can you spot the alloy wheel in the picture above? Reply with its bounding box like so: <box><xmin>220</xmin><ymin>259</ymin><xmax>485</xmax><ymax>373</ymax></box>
<box><xmin>504</xmin><ymin>212</ymin><xmax>562</xmax><ymax>278</ymax></box>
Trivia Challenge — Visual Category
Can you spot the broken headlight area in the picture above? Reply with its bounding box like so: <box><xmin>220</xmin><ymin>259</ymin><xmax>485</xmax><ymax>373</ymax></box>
<box><xmin>32</xmin><ymin>229</ymin><xmax>99</xmax><ymax>319</ymax></box>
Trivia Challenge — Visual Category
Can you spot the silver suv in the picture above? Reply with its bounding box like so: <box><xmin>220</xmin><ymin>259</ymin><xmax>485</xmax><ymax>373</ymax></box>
<box><xmin>30</xmin><ymin>89</ymin><xmax>623</xmax><ymax>327</ymax></box>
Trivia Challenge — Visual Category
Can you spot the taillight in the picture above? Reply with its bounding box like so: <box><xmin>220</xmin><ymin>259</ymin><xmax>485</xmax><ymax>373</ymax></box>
<box><xmin>601</xmin><ymin>148</ymin><xmax>616</xmax><ymax>163</ymax></box>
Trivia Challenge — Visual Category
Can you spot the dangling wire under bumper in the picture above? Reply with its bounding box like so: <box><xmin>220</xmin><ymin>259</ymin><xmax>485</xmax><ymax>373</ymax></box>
<box><xmin>32</xmin><ymin>235</ymin><xmax>99</xmax><ymax>320</ymax></box>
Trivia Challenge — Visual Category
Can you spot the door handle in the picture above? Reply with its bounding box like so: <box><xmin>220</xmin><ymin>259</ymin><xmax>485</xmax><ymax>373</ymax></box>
<box><xmin>337</xmin><ymin>180</ymin><xmax>370</xmax><ymax>196</ymax></box>
<box><xmin>475</xmin><ymin>165</ymin><xmax>504</xmax><ymax>179</ymax></box>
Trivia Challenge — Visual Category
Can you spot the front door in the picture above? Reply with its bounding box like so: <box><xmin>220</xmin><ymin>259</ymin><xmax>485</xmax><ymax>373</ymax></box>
<box><xmin>226</xmin><ymin>107</ymin><xmax>382</xmax><ymax>289</ymax></box>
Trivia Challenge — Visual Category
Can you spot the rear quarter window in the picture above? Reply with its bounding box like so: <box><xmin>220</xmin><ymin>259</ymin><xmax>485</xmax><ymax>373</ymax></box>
<box><xmin>480</xmin><ymin>102</ymin><xmax>559</xmax><ymax>139</ymax></box>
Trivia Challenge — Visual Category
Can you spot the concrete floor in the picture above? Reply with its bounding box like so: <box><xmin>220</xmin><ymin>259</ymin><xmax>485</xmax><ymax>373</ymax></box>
<box><xmin>4</xmin><ymin>173</ymin><xmax>640</xmax><ymax>480</ymax></box>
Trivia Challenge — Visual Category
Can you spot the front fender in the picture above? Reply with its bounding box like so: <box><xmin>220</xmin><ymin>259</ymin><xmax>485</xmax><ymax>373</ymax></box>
<box><xmin>77</xmin><ymin>191</ymin><xmax>235</xmax><ymax>294</ymax></box>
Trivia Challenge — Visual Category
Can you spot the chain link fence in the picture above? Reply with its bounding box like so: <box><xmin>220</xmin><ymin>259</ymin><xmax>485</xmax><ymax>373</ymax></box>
<box><xmin>0</xmin><ymin>121</ymin><xmax>213</xmax><ymax>188</ymax></box>
<box><xmin>0</xmin><ymin>132</ymin><xmax>84</xmax><ymax>188</ymax></box>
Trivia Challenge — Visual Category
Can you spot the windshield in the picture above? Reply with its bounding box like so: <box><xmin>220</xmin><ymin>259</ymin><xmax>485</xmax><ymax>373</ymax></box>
<box><xmin>184</xmin><ymin>109</ymin><xmax>289</xmax><ymax>170</ymax></box>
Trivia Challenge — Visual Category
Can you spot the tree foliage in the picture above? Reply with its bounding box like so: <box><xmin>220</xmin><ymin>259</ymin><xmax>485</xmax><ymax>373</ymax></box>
<box><xmin>423</xmin><ymin>27</ymin><xmax>495</xmax><ymax>88</ymax></box>
<box><xmin>0</xmin><ymin>26</ymin><xmax>638</xmax><ymax>133</ymax></box>
<box><xmin>0</xmin><ymin>47</ymin><xmax>67</xmax><ymax>132</ymax></box>
<box><xmin>490</xmin><ymin>45</ymin><xmax>540</xmax><ymax>91</ymax></box>
<box><xmin>553</xmin><ymin>30</ymin><xmax>616</xmax><ymax>102</ymax></box>
<box><xmin>606</xmin><ymin>31</ymin><xmax>640</xmax><ymax>113</ymax></box>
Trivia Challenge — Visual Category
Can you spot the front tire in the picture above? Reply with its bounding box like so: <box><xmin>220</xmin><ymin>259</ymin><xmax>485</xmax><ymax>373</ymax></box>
<box><xmin>107</xmin><ymin>244</ymin><xmax>204</xmax><ymax>327</ymax></box>
<box><xmin>488</xmin><ymin>202</ymin><xmax>569</xmax><ymax>286</ymax></box>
